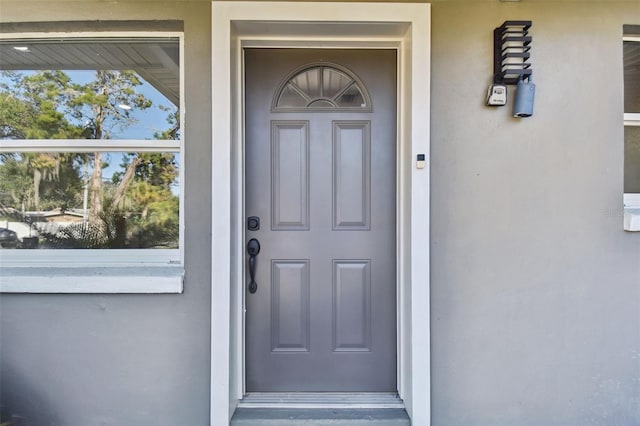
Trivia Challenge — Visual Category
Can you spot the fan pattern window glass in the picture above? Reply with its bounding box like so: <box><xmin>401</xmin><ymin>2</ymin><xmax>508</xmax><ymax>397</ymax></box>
<box><xmin>274</xmin><ymin>64</ymin><xmax>371</xmax><ymax>111</ymax></box>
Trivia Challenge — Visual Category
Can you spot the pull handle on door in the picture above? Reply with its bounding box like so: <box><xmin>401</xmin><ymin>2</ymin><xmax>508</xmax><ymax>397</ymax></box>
<box><xmin>247</xmin><ymin>238</ymin><xmax>261</xmax><ymax>293</ymax></box>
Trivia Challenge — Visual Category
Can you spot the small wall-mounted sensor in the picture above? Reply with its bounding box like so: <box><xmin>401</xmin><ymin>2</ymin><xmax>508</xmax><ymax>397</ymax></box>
<box><xmin>486</xmin><ymin>84</ymin><xmax>507</xmax><ymax>106</ymax></box>
<box><xmin>416</xmin><ymin>154</ymin><xmax>426</xmax><ymax>169</ymax></box>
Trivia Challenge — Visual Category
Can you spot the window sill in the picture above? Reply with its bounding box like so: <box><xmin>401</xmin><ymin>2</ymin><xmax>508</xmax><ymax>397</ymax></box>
<box><xmin>0</xmin><ymin>266</ymin><xmax>184</xmax><ymax>293</ymax></box>
<box><xmin>624</xmin><ymin>208</ymin><xmax>640</xmax><ymax>232</ymax></box>
<box><xmin>624</xmin><ymin>193</ymin><xmax>640</xmax><ymax>232</ymax></box>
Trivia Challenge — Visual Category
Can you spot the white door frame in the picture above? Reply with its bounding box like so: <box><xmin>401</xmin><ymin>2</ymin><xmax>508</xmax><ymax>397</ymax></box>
<box><xmin>211</xmin><ymin>2</ymin><xmax>431</xmax><ymax>425</ymax></box>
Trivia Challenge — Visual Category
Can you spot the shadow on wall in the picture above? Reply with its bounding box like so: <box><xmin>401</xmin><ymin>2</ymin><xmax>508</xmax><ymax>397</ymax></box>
<box><xmin>1</xmin><ymin>364</ymin><xmax>60</xmax><ymax>426</ymax></box>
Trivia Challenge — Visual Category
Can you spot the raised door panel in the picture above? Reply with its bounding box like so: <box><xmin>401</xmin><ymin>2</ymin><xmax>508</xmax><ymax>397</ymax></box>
<box><xmin>271</xmin><ymin>121</ymin><xmax>310</xmax><ymax>230</ymax></box>
<box><xmin>271</xmin><ymin>260</ymin><xmax>310</xmax><ymax>352</ymax></box>
<box><xmin>332</xmin><ymin>121</ymin><xmax>371</xmax><ymax>230</ymax></box>
<box><xmin>333</xmin><ymin>260</ymin><xmax>372</xmax><ymax>352</ymax></box>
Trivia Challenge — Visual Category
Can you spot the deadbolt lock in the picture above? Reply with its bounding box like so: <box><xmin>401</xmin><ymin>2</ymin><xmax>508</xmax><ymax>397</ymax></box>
<box><xmin>247</xmin><ymin>216</ymin><xmax>260</xmax><ymax>231</ymax></box>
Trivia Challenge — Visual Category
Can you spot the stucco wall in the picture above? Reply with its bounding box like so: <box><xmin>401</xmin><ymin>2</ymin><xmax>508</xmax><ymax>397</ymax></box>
<box><xmin>0</xmin><ymin>2</ymin><xmax>212</xmax><ymax>426</ymax></box>
<box><xmin>0</xmin><ymin>1</ymin><xmax>639</xmax><ymax>426</ymax></box>
<box><xmin>430</xmin><ymin>1</ymin><xmax>640</xmax><ymax>425</ymax></box>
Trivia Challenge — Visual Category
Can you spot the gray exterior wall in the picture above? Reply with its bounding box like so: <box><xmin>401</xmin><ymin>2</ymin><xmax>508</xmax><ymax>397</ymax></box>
<box><xmin>430</xmin><ymin>1</ymin><xmax>640</xmax><ymax>425</ymax></box>
<box><xmin>0</xmin><ymin>2</ymin><xmax>213</xmax><ymax>426</ymax></box>
<box><xmin>0</xmin><ymin>1</ymin><xmax>639</xmax><ymax>426</ymax></box>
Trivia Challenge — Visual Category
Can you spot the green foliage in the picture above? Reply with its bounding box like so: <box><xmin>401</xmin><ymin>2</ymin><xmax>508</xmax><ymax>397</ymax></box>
<box><xmin>39</xmin><ymin>206</ymin><xmax>125</xmax><ymax>249</ymax></box>
<box><xmin>135</xmin><ymin>153</ymin><xmax>178</xmax><ymax>188</ymax></box>
<box><xmin>0</xmin><ymin>91</ymin><xmax>31</xmax><ymax>139</ymax></box>
<box><xmin>0</xmin><ymin>152</ymin><xmax>82</xmax><ymax>211</ymax></box>
<box><xmin>154</xmin><ymin>106</ymin><xmax>180</xmax><ymax>140</ymax></box>
<box><xmin>40</xmin><ymin>221</ymin><xmax>114</xmax><ymax>249</ymax></box>
<box><xmin>38</xmin><ymin>154</ymin><xmax>84</xmax><ymax>211</ymax></box>
<box><xmin>0</xmin><ymin>70</ymin><xmax>82</xmax><ymax>140</ymax></box>
<box><xmin>0</xmin><ymin>153</ymin><xmax>32</xmax><ymax>205</ymax></box>
<box><xmin>68</xmin><ymin>70</ymin><xmax>152</xmax><ymax>139</ymax></box>
<box><xmin>39</xmin><ymin>198</ymin><xmax>178</xmax><ymax>249</ymax></box>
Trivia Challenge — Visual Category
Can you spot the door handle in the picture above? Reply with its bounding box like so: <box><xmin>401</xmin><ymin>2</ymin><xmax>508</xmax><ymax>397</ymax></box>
<box><xmin>247</xmin><ymin>238</ymin><xmax>261</xmax><ymax>294</ymax></box>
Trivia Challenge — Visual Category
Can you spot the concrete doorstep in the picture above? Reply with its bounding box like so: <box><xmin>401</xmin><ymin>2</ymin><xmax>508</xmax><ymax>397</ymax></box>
<box><xmin>230</xmin><ymin>408</ymin><xmax>411</xmax><ymax>426</ymax></box>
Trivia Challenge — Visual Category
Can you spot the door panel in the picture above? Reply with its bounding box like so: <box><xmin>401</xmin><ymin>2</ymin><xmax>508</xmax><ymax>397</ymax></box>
<box><xmin>332</xmin><ymin>121</ymin><xmax>371</xmax><ymax>230</ymax></box>
<box><xmin>333</xmin><ymin>260</ymin><xmax>372</xmax><ymax>352</ymax></box>
<box><xmin>245</xmin><ymin>49</ymin><xmax>396</xmax><ymax>392</ymax></box>
<box><xmin>271</xmin><ymin>260</ymin><xmax>310</xmax><ymax>352</ymax></box>
<box><xmin>271</xmin><ymin>121</ymin><xmax>310</xmax><ymax>230</ymax></box>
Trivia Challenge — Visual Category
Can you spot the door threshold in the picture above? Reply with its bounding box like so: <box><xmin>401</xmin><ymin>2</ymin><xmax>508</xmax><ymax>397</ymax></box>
<box><xmin>238</xmin><ymin>393</ymin><xmax>405</xmax><ymax>409</ymax></box>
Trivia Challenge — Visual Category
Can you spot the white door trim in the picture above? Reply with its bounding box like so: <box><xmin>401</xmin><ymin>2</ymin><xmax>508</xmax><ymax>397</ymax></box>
<box><xmin>211</xmin><ymin>2</ymin><xmax>431</xmax><ymax>425</ymax></box>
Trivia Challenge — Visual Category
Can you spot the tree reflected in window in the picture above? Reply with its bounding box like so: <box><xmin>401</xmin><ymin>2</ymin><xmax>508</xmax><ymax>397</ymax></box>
<box><xmin>0</xmin><ymin>36</ymin><xmax>181</xmax><ymax>250</ymax></box>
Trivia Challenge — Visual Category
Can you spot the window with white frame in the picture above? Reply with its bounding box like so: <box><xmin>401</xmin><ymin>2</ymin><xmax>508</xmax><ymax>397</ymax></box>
<box><xmin>624</xmin><ymin>30</ymin><xmax>640</xmax><ymax>231</ymax></box>
<box><xmin>0</xmin><ymin>32</ymin><xmax>184</xmax><ymax>291</ymax></box>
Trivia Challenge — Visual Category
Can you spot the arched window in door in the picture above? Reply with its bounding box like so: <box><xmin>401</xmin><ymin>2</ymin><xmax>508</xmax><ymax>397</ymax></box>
<box><xmin>272</xmin><ymin>63</ymin><xmax>372</xmax><ymax>111</ymax></box>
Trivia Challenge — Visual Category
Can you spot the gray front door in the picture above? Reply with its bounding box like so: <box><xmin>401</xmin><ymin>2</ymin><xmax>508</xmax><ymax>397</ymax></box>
<box><xmin>245</xmin><ymin>49</ymin><xmax>397</xmax><ymax>392</ymax></box>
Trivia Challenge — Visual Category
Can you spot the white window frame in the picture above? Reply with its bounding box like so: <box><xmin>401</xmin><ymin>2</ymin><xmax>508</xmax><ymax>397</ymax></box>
<box><xmin>0</xmin><ymin>31</ymin><xmax>186</xmax><ymax>293</ymax></box>
<box><xmin>624</xmin><ymin>36</ymin><xmax>640</xmax><ymax>230</ymax></box>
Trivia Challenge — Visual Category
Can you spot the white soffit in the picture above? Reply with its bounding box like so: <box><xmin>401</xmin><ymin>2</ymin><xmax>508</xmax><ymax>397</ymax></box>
<box><xmin>0</xmin><ymin>36</ymin><xmax>180</xmax><ymax>106</ymax></box>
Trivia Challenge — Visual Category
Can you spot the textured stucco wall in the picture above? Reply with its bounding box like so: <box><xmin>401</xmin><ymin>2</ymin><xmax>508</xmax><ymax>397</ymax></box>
<box><xmin>0</xmin><ymin>1</ymin><xmax>639</xmax><ymax>426</ymax></box>
<box><xmin>0</xmin><ymin>2</ymin><xmax>212</xmax><ymax>426</ymax></box>
<box><xmin>429</xmin><ymin>1</ymin><xmax>640</xmax><ymax>425</ymax></box>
